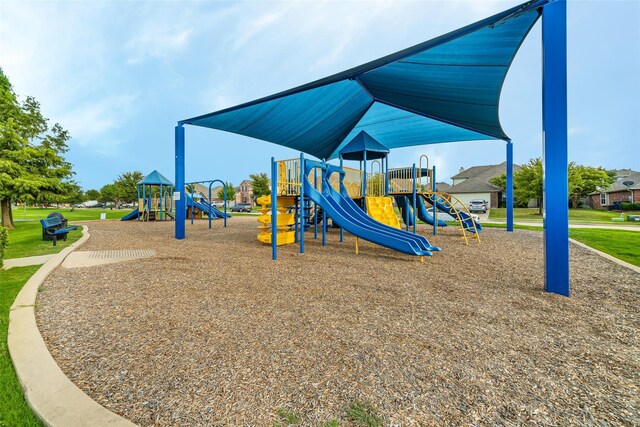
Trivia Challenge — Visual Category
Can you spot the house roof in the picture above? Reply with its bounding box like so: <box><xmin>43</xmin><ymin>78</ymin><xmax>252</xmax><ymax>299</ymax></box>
<box><xmin>448</xmin><ymin>179</ymin><xmax>502</xmax><ymax>194</ymax></box>
<box><xmin>597</xmin><ymin>169</ymin><xmax>640</xmax><ymax>193</ymax></box>
<box><xmin>183</xmin><ymin>1</ymin><xmax>548</xmax><ymax>160</ymax></box>
<box><xmin>448</xmin><ymin>162</ymin><xmax>520</xmax><ymax>193</ymax></box>
<box><xmin>435</xmin><ymin>182</ymin><xmax>452</xmax><ymax>192</ymax></box>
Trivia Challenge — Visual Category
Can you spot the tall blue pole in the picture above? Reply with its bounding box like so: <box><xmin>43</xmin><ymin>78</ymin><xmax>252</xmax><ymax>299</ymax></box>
<box><xmin>175</xmin><ymin>124</ymin><xmax>185</xmax><ymax>239</ymax></box>
<box><xmin>412</xmin><ymin>164</ymin><xmax>417</xmax><ymax>234</ymax></box>
<box><xmin>432</xmin><ymin>165</ymin><xmax>437</xmax><ymax>236</ymax></box>
<box><xmin>542</xmin><ymin>0</ymin><xmax>569</xmax><ymax>297</ymax></box>
<box><xmin>506</xmin><ymin>142</ymin><xmax>514</xmax><ymax>232</ymax></box>
<box><xmin>299</xmin><ymin>153</ymin><xmax>305</xmax><ymax>254</ymax></box>
<box><xmin>339</xmin><ymin>156</ymin><xmax>344</xmax><ymax>243</ymax></box>
<box><xmin>271</xmin><ymin>158</ymin><xmax>277</xmax><ymax>261</ymax></box>
<box><xmin>363</xmin><ymin>151</ymin><xmax>367</xmax><ymax>199</ymax></box>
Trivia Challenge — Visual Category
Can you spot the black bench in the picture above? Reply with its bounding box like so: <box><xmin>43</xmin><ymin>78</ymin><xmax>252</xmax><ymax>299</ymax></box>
<box><xmin>40</xmin><ymin>217</ymin><xmax>78</xmax><ymax>246</ymax></box>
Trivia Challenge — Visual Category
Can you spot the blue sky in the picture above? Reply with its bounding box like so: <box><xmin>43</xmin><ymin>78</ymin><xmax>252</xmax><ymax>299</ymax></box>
<box><xmin>1</xmin><ymin>0</ymin><xmax>638</xmax><ymax>190</ymax></box>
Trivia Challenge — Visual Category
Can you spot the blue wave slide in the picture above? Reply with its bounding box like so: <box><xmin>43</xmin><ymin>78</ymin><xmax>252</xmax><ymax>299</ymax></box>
<box><xmin>423</xmin><ymin>194</ymin><xmax>482</xmax><ymax>233</ymax></box>
<box><xmin>120</xmin><ymin>208</ymin><xmax>140</xmax><ymax>221</ymax></box>
<box><xmin>303</xmin><ymin>166</ymin><xmax>439</xmax><ymax>257</ymax></box>
<box><xmin>394</xmin><ymin>195</ymin><xmax>447</xmax><ymax>228</ymax></box>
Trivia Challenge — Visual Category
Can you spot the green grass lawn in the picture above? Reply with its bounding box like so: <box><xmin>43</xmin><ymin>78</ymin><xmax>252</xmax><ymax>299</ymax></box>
<box><xmin>481</xmin><ymin>223</ymin><xmax>639</xmax><ymax>267</ymax></box>
<box><xmin>569</xmin><ymin>229</ymin><xmax>640</xmax><ymax>267</ymax></box>
<box><xmin>4</xmin><ymin>222</ymin><xmax>83</xmax><ymax>259</ymax></box>
<box><xmin>0</xmin><ymin>266</ymin><xmax>42</xmax><ymax>427</ymax></box>
<box><xmin>489</xmin><ymin>208</ymin><xmax>640</xmax><ymax>224</ymax></box>
<box><xmin>10</xmin><ymin>206</ymin><xmax>127</xmax><ymax>222</ymax></box>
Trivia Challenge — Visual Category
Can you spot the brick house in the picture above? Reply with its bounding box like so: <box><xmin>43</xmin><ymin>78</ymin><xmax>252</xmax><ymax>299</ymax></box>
<box><xmin>235</xmin><ymin>180</ymin><xmax>253</xmax><ymax>205</ymax></box>
<box><xmin>589</xmin><ymin>169</ymin><xmax>640</xmax><ymax>209</ymax></box>
<box><xmin>447</xmin><ymin>162</ymin><xmax>522</xmax><ymax>208</ymax></box>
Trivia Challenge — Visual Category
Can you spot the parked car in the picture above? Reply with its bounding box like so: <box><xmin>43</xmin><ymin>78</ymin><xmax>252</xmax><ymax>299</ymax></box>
<box><xmin>230</xmin><ymin>203</ymin><xmax>252</xmax><ymax>212</ymax></box>
<box><xmin>212</xmin><ymin>201</ymin><xmax>226</xmax><ymax>208</ymax></box>
<box><xmin>468</xmin><ymin>199</ymin><xmax>487</xmax><ymax>213</ymax></box>
<box><xmin>426</xmin><ymin>208</ymin><xmax>480</xmax><ymax>223</ymax></box>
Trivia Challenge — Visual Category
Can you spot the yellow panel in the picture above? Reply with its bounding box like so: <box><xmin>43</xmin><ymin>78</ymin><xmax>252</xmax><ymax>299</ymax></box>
<box><xmin>366</xmin><ymin>196</ymin><xmax>401</xmax><ymax>229</ymax></box>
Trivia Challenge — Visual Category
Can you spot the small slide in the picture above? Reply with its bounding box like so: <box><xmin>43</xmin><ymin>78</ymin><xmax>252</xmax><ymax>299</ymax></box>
<box><xmin>303</xmin><ymin>164</ymin><xmax>439</xmax><ymax>257</ymax></box>
<box><xmin>192</xmin><ymin>200</ymin><xmax>230</xmax><ymax>219</ymax></box>
<box><xmin>416</xmin><ymin>196</ymin><xmax>448</xmax><ymax>227</ymax></box>
<box><xmin>120</xmin><ymin>208</ymin><xmax>140</xmax><ymax>221</ymax></box>
<box><xmin>423</xmin><ymin>194</ymin><xmax>482</xmax><ymax>234</ymax></box>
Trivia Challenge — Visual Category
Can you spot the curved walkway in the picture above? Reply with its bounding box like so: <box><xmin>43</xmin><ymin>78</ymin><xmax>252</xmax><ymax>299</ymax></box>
<box><xmin>7</xmin><ymin>225</ymin><xmax>135</xmax><ymax>427</ymax></box>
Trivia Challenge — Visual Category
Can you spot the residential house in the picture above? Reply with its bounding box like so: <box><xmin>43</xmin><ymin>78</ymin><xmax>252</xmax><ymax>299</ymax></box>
<box><xmin>447</xmin><ymin>162</ymin><xmax>522</xmax><ymax>208</ymax></box>
<box><xmin>589</xmin><ymin>169</ymin><xmax>640</xmax><ymax>208</ymax></box>
<box><xmin>236</xmin><ymin>180</ymin><xmax>254</xmax><ymax>205</ymax></box>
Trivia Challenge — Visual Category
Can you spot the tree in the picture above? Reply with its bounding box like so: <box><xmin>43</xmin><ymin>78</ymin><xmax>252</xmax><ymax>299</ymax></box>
<box><xmin>250</xmin><ymin>173</ymin><xmax>270</xmax><ymax>202</ymax></box>
<box><xmin>85</xmin><ymin>189</ymin><xmax>101</xmax><ymax>201</ymax></box>
<box><xmin>489</xmin><ymin>174</ymin><xmax>506</xmax><ymax>192</ymax></box>
<box><xmin>217</xmin><ymin>181</ymin><xmax>236</xmax><ymax>201</ymax></box>
<box><xmin>513</xmin><ymin>158</ymin><xmax>543</xmax><ymax>214</ymax></box>
<box><xmin>99</xmin><ymin>184</ymin><xmax>118</xmax><ymax>205</ymax></box>
<box><xmin>568</xmin><ymin>164</ymin><xmax>614</xmax><ymax>208</ymax></box>
<box><xmin>491</xmin><ymin>159</ymin><xmax>616</xmax><ymax>213</ymax></box>
<box><xmin>62</xmin><ymin>181</ymin><xmax>84</xmax><ymax>205</ymax></box>
<box><xmin>113</xmin><ymin>171</ymin><xmax>143</xmax><ymax>203</ymax></box>
<box><xmin>0</xmin><ymin>68</ymin><xmax>74</xmax><ymax>228</ymax></box>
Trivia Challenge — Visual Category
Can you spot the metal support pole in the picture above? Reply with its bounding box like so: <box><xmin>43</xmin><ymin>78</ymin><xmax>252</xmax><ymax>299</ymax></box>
<box><xmin>271</xmin><ymin>158</ymin><xmax>277</xmax><ymax>260</ymax></box>
<box><xmin>321</xmin><ymin>159</ymin><xmax>327</xmax><ymax>246</ymax></box>
<box><xmin>314</xmin><ymin>169</ymin><xmax>318</xmax><ymax>239</ymax></box>
<box><xmin>542</xmin><ymin>0</ymin><xmax>569</xmax><ymax>296</ymax></box>
<box><xmin>404</xmin><ymin>196</ymin><xmax>410</xmax><ymax>232</ymax></box>
<box><xmin>339</xmin><ymin>155</ymin><xmax>344</xmax><ymax>243</ymax></box>
<box><xmin>299</xmin><ymin>153</ymin><xmax>305</xmax><ymax>254</ymax></box>
<box><xmin>363</xmin><ymin>151</ymin><xmax>368</xmax><ymax>199</ymax></box>
<box><xmin>506</xmin><ymin>142</ymin><xmax>514</xmax><ymax>232</ymax></box>
<box><xmin>412</xmin><ymin>163</ymin><xmax>417</xmax><ymax>234</ymax></box>
<box><xmin>174</xmin><ymin>124</ymin><xmax>185</xmax><ymax>239</ymax></box>
<box><xmin>432</xmin><ymin>166</ymin><xmax>437</xmax><ymax>236</ymax></box>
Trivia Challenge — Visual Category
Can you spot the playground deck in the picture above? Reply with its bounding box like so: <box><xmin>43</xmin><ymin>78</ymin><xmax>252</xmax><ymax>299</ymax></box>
<box><xmin>36</xmin><ymin>218</ymin><xmax>639</xmax><ymax>425</ymax></box>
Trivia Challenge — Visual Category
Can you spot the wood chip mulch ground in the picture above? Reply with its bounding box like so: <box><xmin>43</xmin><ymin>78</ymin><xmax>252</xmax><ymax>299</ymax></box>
<box><xmin>35</xmin><ymin>218</ymin><xmax>639</xmax><ymax>426</ymax></box>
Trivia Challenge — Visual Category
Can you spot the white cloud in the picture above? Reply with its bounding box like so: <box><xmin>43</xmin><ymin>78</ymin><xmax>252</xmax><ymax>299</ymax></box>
<box><xmin>126</xmin><ymin>27</ymin><xmax>193</xmax><ymax>64</ymax></box>
<box><xmin>55</xmin><ymin>94</ymin><xmax>138</xmax><ymax>154</ymax></box>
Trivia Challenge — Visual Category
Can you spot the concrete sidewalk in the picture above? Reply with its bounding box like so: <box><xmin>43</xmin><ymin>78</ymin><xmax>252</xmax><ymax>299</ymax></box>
<box><xmin>2</xmin><ymin>254</ymin><xmax>55</xmax><ymax>269</ymax></box>
<box><xmin>483</xmin><ymin>220</ymin><xmax>640</xmax><ymax>231</ymax></box>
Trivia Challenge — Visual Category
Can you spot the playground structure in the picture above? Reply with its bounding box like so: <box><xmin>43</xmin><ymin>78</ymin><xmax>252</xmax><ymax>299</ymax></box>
<box><xmin>258</xmin><ymin>138</ymin><xmax>482</xmax><ymax>259</ymax></box>
<box><xmin>185</xmin><ymin>180</ymin><xmax>229</xmax><ymax>229</ymax></box>
<box><xmin>121</xmin><ymin>170</ymin><xmax>175</xmax><ymax>222</ymax></box>
<box><xmin>175</xmin><ymin>0</ymin><xmax>571</xmax><ymax>295</ymax></box>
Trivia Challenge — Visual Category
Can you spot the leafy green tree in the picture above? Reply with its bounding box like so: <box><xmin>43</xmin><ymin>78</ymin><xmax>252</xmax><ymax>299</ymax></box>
<box><xmin>63</xmin><ymin>181</ymin><xmax>84</xmax><ymax>205</ymax></box>
<box><xmin>217</xmin><ymin>181</ymin><xmax>236</xmax><ymax>201</ymax></box>
<box><xmin>568</xmin><ymin>163</ymin><xmax>614</xmax><ymax>208</ymax></box>
<box><xmin>513</xmin><ymin>158</ymin><xmax>543</xmax><ymax>214</ymax></box>
<box><xmin>250</xmin><ymin>173</ymin><xmax>270</xmax><ymax>202</ymax></box>
<box><xmin>85</xmin><ymin>189</ymin><xmax>101</xmax><ymax>201</ymax></box>
<box><xmin>489</xmin><ymin>174</ymin><xmax>506</xmax><ymax>191</ymax></box>
<box><xmin>99</xmin><ymin>184</ymin><xmax>118</xmax><ymax>205</ymax></box>
<box><xmin>0</xmin><ymin>68</ymin><xmax>74</xmax><ymax>228</ymax></box>
<box><xmin>113</xmin><ymin>171</ymin><xmax>143</xmax><ymax>202</ymax></box>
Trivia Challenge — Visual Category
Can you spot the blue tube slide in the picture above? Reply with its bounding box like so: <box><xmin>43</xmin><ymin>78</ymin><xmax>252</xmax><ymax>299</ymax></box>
<box><xmin>416</xmin><ymin>196</ymin><xmax>448</xmax><ymax>227</ymax></box>
<box><xmin>423</xmin><ymin>194</ymin><xmax>482</xmax><ymax>233</ymax></box>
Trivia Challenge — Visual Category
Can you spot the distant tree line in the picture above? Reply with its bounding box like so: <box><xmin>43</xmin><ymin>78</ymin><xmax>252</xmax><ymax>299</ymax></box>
<box><xmin>490</xmin><ymin>158</ymin><xmax>615</xmax><ymax>213</ymax></box>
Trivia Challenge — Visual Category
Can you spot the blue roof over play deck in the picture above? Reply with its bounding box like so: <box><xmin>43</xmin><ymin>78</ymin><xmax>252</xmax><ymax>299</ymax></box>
<box><xmin>183</xmin><ymin>0</ymin><xmax>548</xmax><ymax>160</ymax></box>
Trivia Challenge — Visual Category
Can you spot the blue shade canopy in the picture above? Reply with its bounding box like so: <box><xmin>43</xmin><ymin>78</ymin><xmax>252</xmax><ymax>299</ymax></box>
<box><xmin>340</xmin><ymin>131</ymin><xmax>390</xmax><ymax>161</ymax></box>
<box><xmin>184</xmin><ymin>0</ymin><xmax>547</xmax><ymax>159</ymax></box>
<box><xmin>139</xmin><ymin>170</ymin><xmax>174</xmax><ymax>186</ymax></box>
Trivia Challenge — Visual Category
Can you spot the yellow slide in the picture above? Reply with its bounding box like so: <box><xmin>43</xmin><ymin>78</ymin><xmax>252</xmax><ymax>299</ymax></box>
<box><xmin>257</xmin><ymin>195</ymin><xmax>297</xmax><ymax>246</ymax></box>
<box><xmin>366</xmin><ymin>196</ymin><xmax>401</xmax><ymax>229</ymax></box>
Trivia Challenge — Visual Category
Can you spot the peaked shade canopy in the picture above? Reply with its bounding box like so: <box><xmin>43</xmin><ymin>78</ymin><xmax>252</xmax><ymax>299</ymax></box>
<box><xmin>340</xmin><ymin>131</ymin><xmax>390</xmax><ymax>161</ymax></box>
<box><xmin>139</xmin><ymin>170</ymin><xmax>174</xmax><ymax>186</ymax></box>
<box><xmin>183</xmin><ymin>0</ymin><xmax>547</xmax><ymax>160</ymax></box>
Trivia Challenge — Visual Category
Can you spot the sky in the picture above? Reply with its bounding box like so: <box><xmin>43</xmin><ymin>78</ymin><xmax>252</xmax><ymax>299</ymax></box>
<box><xmin>1</xmin><ymin>0</ymin><xmax>639</xmax><ymax>190</ymax></box>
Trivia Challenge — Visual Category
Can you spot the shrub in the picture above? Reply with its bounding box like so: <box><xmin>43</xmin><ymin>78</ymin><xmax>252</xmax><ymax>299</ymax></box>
<box><xmin>620</xmin><ymin>202</ymin><xmax>640</xmax><ymax>211</ymax></box>
<box><xmin>0</xmin><ymin>226</ymin><xmax>8</xmax><ymax>268</ymax></box>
